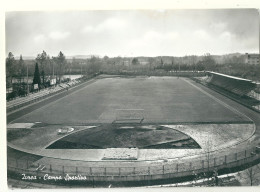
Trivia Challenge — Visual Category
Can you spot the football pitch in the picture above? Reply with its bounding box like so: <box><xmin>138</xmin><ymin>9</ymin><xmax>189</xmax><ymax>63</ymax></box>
<box><xmin>11</xmin><ymin>76</ymin><xmax>249</xmax><ymax>125</ymax></box>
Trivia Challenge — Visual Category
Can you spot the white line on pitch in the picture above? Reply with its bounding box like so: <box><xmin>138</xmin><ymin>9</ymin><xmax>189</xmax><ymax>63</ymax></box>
<box><xmin>8</xmin><ymin>79</ymin><xmax>97</xmax><ymax>124</ymax></box>
<box><xmin>183</xmin><ymin>78</ymin><xmax>252</xmax><ymax>122</ymax></box>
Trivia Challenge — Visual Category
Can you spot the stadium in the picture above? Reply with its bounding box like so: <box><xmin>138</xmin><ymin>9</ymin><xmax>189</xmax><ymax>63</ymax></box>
<box><xmin>6</xmin><ymin>72</ymin><xmax>260</xmax><ymax>187</ymax></box>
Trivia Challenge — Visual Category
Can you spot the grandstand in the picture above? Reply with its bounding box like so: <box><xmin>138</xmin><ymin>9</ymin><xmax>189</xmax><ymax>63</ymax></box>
<box><xmin>206</xmin><ymin>72</ymin><xmax>257</xmax><ymax>96</ymax></box>
<box><xmin>6</xmin><ymin>79</ymin><xmax>82</xmax><ymax>113</ymax></box>
<box><xmin>195</xmin><ymin>72</ymin><xmax>260</xmax><ymax>112</ymax></box>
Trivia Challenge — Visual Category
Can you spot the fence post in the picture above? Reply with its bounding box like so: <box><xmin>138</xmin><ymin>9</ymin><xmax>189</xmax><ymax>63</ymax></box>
<box><xmin>189</xmin><ymin>162</ymin><xmax>192</xmax><ymax>170</ymax></box>
<box><xmin>163</xmin><ymin>165</ymin><xmax>165</xmax><ymax>175</ymax></box>
<box><xmin>224</xmin><ymin>155</ymin><xmax>227</xmax><ymax>164</ymax></box>
<box><xmin>119</xmin><ymin>167</ymin><xmax>121</xmax><ymax>176</ymax></box>
<box><xmin>50</xmin><ymin>164</ymin><xmax>52</xmax><ymax>173</ymax></box>
<box><xmin>104</xmin><ymin>167</ymin><xmax>106</xmax><ymax>176</ymax></box>
<box><xmin>176</xmin><ymin>163</ymin><xmax>178</xmax><ymax>173</ymax></box>
<box><xmin>62</xmin><ymin>166</ymin><xmax>64</xmax><ymax>176</ymax></box>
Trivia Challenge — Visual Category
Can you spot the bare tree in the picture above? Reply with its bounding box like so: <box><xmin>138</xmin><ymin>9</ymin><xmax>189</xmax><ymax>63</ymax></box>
<box><xmin>87</xmin><ymin>56</ymin><xmax>101</xmax><ymax>74</ymax></box>
<box><xmin>52</xmin><ymin>51</ymin><xmax>66</xmax><ymax>83</ymax></box>
<box><xmin>17</xmin><ymin>55</ymin><xmax>26</xmax><ymax>84</ymax></box>
<box><xmin>6</xmin><ymin>52</ymin><xmax>16</xmax><ymax>86</ymax></box>
<box><xmin>202</xmin><ymin>53</ymin><xmax>216</xmax><ymax>71</ymax></box>
<box><xmin>160</xmin><ymin>57</ymin><xmax>164</xmax><ymax>68</ymax></box>
<box><xmin>244</xmin><ymin>164</ymin><xmax>260</xmax><ymax>186</ymax></box>
<box><xmin>148</xmin><ymin>57</ymin><xmax>155</xmax><ymax>71</ymax></box>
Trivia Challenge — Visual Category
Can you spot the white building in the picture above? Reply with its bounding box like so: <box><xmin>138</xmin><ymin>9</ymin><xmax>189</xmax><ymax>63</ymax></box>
<box><xmin>245</xmin><ymin>53</ymin><xmax>259</xmax><ymax>64</ymax></box>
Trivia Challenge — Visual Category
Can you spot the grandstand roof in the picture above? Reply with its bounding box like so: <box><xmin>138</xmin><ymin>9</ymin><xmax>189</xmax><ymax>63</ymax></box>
<box><xmin>207</xmin><ymin>71</ymin><xmax>253</xmax><ymax>82</ymax></box>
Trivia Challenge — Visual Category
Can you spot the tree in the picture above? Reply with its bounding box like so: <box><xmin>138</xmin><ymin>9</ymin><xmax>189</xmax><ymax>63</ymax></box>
<box><xmin>36</xmin><ymin>50</ymin><xmax>47</xmax><ymax>85</ymax></box>
<box><xmin>53</xmin><ymin>51</ymin><xmax>66</xmax><ymax>83</ymax></box>
<box><xmin>33</xmin><ymin>63</ymin><xmax>41</xmax><ymax>88</ymax></box>
<box><xmin>164</xmin><ymin>64</ymin><xmax>172</xmax><ymax>72</ymax></box>
<box><xmin>148</xmin><ymin>57</ymin><xmax>155</xmax><ymax>71</ymax></box>
<box><xmin>87</xmin><ymin>56</ymin><xmax>101</xmax><ymax>74</ymax></box>
<box><xmin>244</xmin><ymin>163</ymin><xmax>260</xmax><ymax>186</ymax></box>
<box><xmin>196</xmin><ymin>61</ymin><xmax>206</xmax><ymax>71</ymax></box>
<box><xmin>160</xmin><ymin>57</ymin><xmax>164</xmax><ymax>67</ymax></box>
<box><xmin>131</xmin><ymin>58</ymin><xmax>139</xmax><ymax>65</ymax></box>
<box><xmin>46</xmin><ymin>55</ymin><xmax>52</xmax><ymax>77</ymax></box>
<box><xmin>17</xmin><ymin>55</ymin><xmax>26</xmax><ymax>84</ymax></box>
<box><xmin>103</xmin><ymin>55</ymin><xmax>109</xmax><ymax>60</ymax></box>
<box><xmin>171</xmin><ymin>58</ymin><xmax>174</xmax><ymax>67</ymax></box>
<box><xmin>6</xmin><ymin>52</ymin><xmax>16</xmax><ymax>86</ymax></box>
<box><xmin>202</xmin><ymin>53</ymin><xmax>216</xmax><ymax>71</ymax></box>
<box><xmin>190</xmin><ymin>55</ymin><xmax>197</xmax><ymax>71</ymax></box>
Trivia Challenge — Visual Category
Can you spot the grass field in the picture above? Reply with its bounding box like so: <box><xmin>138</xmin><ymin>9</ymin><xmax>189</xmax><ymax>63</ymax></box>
<box><xmin>12</xmin><ymin>76</ymin><xmax>249</xmax><ymax>125</ymax></box>
<box><xmin>47</xmin><ymin>124</ymin><xmax>200</xmax><ymax>149</ymax></box>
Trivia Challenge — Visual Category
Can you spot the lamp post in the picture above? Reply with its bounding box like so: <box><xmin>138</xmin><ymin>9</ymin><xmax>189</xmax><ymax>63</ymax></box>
<box><xmin>52</xmin><ymin>60</ymin><xmax>54</xmax><ymax>79</ymax></box>
<box><xmin>26</xmin><ymin>63</ymin><xmax>29</xmax><ymax>94</ymax></box>
<box><xmin>259</xmin><ymin>9</ymin><xmax>260</xmax><ymax>64</ymax></box>
<box><xmin>81</xmin><ymin>64</ymin><xmax>82</xmax><ymax>78</ymax></box>
<box><xmin>69</xmin><ymin>62</ymin><xmax>71</xmax><ymax>81</ymax></box>
<box><xmin>207</xmin><ymin>135</ymin><xmax>210</xmax><ymax>185</ymax></box>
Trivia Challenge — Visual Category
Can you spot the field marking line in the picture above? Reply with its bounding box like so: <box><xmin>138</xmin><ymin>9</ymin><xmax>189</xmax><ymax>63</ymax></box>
<box><xmin>7</xmin><ymin>126</ymin><xmax>99</xmax><ymax>159</ymax></box>
<box><xmin>7</xmin><ymin>79</ymin><xmax>98</xmax><ymax>125</ymax></box>
<box><xmin>7</xmin><ymin>80</ymin><xmax>88</xmax><ymax>115</ymax></box>
<box><xmin>182</xmin><ymin>78</ymin><xmax>253</xmax><ymax>122</ymax></box>
<box><xmin>41</xmin><ymin>126</ymin><xmax>97</xmax><ymax>150</ymax></box>
<box><xmin>184</xmin><ymin>79</ymin><xmax>257</xmax><ymax>149</ymax></box>
<box><xmin>115</xmin><ymin>109</ymin><xmax>144</xmax><ymax>110</ymax></box>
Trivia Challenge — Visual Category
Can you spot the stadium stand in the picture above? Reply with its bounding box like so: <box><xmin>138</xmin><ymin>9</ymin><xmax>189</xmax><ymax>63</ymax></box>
<box><xmin>6</xmin><ymin>79</ymin><xmax>82</xmax><ymax>112</ymax></box>
<box><xmin>205</xmin><ymin>72</ymin><xmax>257</xmax><ymax>96</ymax></box>
<box><xmin>192</xmin><ymin>72</ymin><xmax>260</xmax><ymax>112</ymax></box>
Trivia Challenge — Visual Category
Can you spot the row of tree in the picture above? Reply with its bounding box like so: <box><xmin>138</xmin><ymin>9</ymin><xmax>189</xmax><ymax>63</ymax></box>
<box><xmin>155</xmin><ymin>53</ymin><xmax>216</xmax><ymax>72</ymax></box>
<box><xmin>6</xmin><ymin>52</ymin><xmax>260</xmax><ymax>90</ymax></box>
<box><xmin>6</xmin><ymin>51</ymin><xmax>67</xmax><ymax>89</ymax></box>
<box><xmin>6</xmin><ymin>52</ymin><xmax>25</xmax><ymax>86</ymax></box>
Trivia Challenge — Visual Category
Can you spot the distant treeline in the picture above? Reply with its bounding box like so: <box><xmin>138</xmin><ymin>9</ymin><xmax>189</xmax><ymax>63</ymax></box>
<box><xmin>6</xmin><ymin>51</ymin><xmax>260</xmax><ymax>90</ymax></box>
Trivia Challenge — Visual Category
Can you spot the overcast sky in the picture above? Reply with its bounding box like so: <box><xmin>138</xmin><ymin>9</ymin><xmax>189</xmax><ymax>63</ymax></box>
<box><xmin>5</xmin><ymin>9</ymin><xmax>259</xmax><ymax>58</ymax></box>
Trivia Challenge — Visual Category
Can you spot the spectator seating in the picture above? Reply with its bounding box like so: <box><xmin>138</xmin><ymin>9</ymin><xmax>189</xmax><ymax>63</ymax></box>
<box><xmin>6</xmin><ymin>79</ymin><xmax>81</xmax><ymax>112</ymax></box>
<box><xmin>206</xmin><ymin>72</ymin><xmax>256</xmax><ymax>96</ymax></box>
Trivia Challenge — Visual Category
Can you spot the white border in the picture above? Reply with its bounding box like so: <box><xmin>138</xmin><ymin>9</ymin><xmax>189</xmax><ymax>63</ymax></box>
<box><xmin>1</xmin><ymin>1</ymin><xmax>260</xmax><ymax>192</ymax></box>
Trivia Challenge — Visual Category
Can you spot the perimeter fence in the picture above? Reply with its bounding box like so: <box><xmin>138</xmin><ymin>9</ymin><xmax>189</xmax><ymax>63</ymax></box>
<box><xmin>104</xmin><ymin>70</ymin><xmax>206</xmax><ymax>77</ymax></box>
<box><xmin>7</xmin><ymin>146</ymin><xmax>260</xmax><ymax>183</ymax></box>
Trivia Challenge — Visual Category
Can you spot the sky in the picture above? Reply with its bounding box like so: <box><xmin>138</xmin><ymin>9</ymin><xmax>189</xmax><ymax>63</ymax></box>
<box><xmin>5</xmin><ymin>9</ymin><xmax>259</xmax><ymax>58</ymax></box>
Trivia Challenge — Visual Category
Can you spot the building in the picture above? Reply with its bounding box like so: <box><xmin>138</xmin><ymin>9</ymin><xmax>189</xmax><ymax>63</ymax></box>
<box><xmin>245</xmin><ymin>53</ymin><xmax>259</xmax><ymax>64</ymax></box>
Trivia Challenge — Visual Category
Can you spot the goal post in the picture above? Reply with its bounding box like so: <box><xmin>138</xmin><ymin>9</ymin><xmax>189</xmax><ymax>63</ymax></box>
<box><xmin>113</xmin><ymin>109</ymin><xmax>145</xmax><ymax>124</ymax></box>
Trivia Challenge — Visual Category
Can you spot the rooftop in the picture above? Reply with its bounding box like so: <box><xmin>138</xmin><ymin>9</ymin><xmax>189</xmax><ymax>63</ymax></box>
<box><xmin>208</xmin><ymin>71</ymin><xmax>253</xmax><ymax>82</ymax></box>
